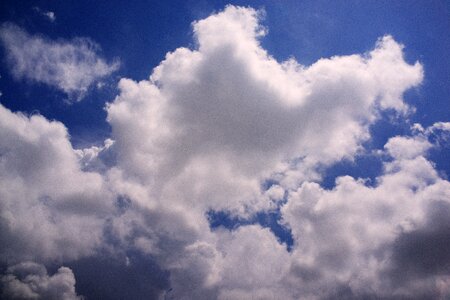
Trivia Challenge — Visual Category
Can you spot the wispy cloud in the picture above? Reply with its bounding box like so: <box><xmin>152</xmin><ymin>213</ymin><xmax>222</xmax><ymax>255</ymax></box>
<box><xmin>33</xmin><ymin>7</ymin><xmax>56</xmax><ymax>22</ymax></box>
<box><xmin>0</xmin><ymin>23</ymin><xmax>119</xmax><ymax>101</ymax></box>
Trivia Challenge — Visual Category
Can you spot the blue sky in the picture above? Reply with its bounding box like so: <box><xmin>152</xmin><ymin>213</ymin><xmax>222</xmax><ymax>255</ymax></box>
<box><xmin>1</xmin><ymin>1</ymin><xmax>449</xmax><ymax>144</ymax></box>
<box><xmin>0</xmin><ymin>1</ymin><xmax>450</xmax><ymax>299</ymax></box>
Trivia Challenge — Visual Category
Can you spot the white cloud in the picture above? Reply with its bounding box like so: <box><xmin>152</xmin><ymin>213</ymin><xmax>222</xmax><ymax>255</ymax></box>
<box><xmin>44</xmin><ymin>12</ymin><xmax>56</xmax><ymax>22</ymax></box>
<box><xmin>429</xmin><ymin>122</ymin><xmax>450</xmax><ymax>132</ymax></box>
<box><xmin>384</xmin><ymin>135</ymin><xmax>432</xmax><ymax>159</ymax></box>
<box><xmin>1</xmin><ymin>262</ymin><xmax>81</xmax><ymax>300</ymax></box>
<box><xmin>107</xmin><ymin>5</ymin><xmax>422</xmax><ymax>218</ymax></box>
<box><xmin>33</xmin><ymin>7</ymin><xmax>56</xmax><ymax>22</ymax></box>
<box><xmin>215</xmin><ymin>225</ymin><xmax>291</xmax><ymax>299</ymax></box>
<box><xmin>75</xmin><ymin>138</ymin><xmax>115</xmax><ymax>171</ymax></box>
<box><xmin>281</xmin><ymin>134</ymin><xmax>450</xmax><ymax>298</ymax></box>
<box><xmin>103</xmin><ymin>5</ymin><xmax>429</xmax><ymax>298</ymax></box>
<box><xmin>0</xmin><ymin>104</ymin><xmax>114</xmax><ymax>263</ymax></box>
<box><xmin>0</xmin><ymin>23</ymin><xmax>118</xmax><ymax>101</ymax></box>
<box><xmin>0</xmin><ymin>5</ymin><xmax>448</xmax><ymax>299</ymax></box>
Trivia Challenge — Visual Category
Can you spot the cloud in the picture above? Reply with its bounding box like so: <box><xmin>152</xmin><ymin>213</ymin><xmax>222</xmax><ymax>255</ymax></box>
<box><xmin>281</xmin><ymin>133</ymin><xmax>450</xmax><ymax>298</ymax></box>
<box><xmin>0</xmin><ymin>104</ymin><xmax>114</xmax><ymax>263</ymax></box>
<box><xmin>0</xmin><ymin>23</ymin><xmax>118</xmax><ymax>101</ymax></box>
<box><xmin>107</xmin><ymin>5</ymin><xmax>422</xmax><ymax>217</ymax></box>
<box><xmin>103</xmin><ymin>5</ymin><xmax>431</xmax><ymax>298</ymax></box>
<box><xmin>390</xmin><ymin>200</ymin><xmax>450</xmax><ymax>280</ymax></box>
<box><xmin>75</xmin><ymin>138</ymin><xmax>116</xmax><ymax>172</ymax></box>
<box><xmin>384</xmin><ymin>135</ymin><xmax>432</xmax><ymax>159</ymax></box>
<box><xmin>33</xmin><ymin>7</ymin><xmax>56</xmax><ymax>22</ymax></box>
<box><xmin>0</xmin><ymin>5</ymin><xmax>448</xmax><ymax>299</ymax></box>
<box><xmin>1</xmin><ymin>262</ymin><xmax>81</xmax><ymax>300</ymax></box>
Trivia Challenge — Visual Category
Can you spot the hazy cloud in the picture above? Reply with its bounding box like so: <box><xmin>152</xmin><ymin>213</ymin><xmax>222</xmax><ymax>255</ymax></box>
<box><xmin>33</xmin><ymin>7</ymin><xmax>56</xmax><ymax>22</ymax></box>
<box><xmin>0</xmin><ymin>23</ymin><xmax>118</xmax><ymax>101</ymax></box>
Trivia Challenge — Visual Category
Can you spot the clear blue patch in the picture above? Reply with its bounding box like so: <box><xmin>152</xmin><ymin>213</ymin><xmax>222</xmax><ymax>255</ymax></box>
<box><xmin>427</xmin><ymin>144</ymin><xmax>450</xmax><ymax>180</ymax></box>
<box><xmin>320</xmin><ymin>154</ymin><xmax>384</xmax><ymax>190</ymax></box>
<box><xmin>260</xmin><ymin>179</ymin><xmax>280</xmax><ymax>192</ymax></box>
<box><xmin>368</xmin><ymin>109</ymin><xmax>413</xmax><ymax>150</ymax></box>
<box><xmin>207</xmin><ymin>209</ymin><xmax>294</xmax><ymax>251</ymax></box>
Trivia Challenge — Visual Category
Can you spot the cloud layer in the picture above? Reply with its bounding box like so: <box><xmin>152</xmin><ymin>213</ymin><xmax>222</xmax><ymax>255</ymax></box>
<box><xmin>1</xmin><ymin>262</ymin><xmax>81</xmax><ymax>300</ymax></box>
<box><xmin>0</xmin><ymin>23</ymin><xmax>118</xmax><ymax>101</ymax></box>
<box><xmin>1</xmin><ymin>5</ymin><xmax>449</xmax><ymax>299</ymax></box>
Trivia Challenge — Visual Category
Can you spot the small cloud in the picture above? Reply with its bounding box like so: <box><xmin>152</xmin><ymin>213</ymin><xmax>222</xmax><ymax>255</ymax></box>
<box><xmin>96</xmin><ymin>81</ymin><xmax>105</xmax><ymax>89</ymax></box>
<box><xmin>33</xmin><ymin>7</ymin><xmax>56</xmax><ymax>22</ymax></box>
<box><xmin>44</xmin><ymin>11</ymin><xmax>56</xmax><ymax>22</ymax></box>
<box><xmin>0</xmin><ymin>23</ymin><xmax>119</xmax><ymax>102</ymax></box>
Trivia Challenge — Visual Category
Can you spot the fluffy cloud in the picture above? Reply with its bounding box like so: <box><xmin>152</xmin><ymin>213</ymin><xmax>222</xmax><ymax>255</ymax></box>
<box><xmin>0</xmin><ymin>23</ymin><xmax>118</xmax><ymax>101</ymax></box>
<box><xmin>281</xmin><ymin>133</ymin><xmax>450</xmax><ymax>298</ymax></box>
<box><xmin>1</xmin><ymin>262</ymin><xmax>81</xmax><ymax>300</ymax></box>
<box><xmin>104</xmin><ymin>5</ymin><xmax>431</xmax><ymax>298</ymax></box>
<box><xmin>75</xmin><ymin>138</ymin><xmax>116</xmax><ymax>172</ymax></box>
<box><xmin>107</xmin><ymin>5</ymin><xmax>422</xmax><ymax>217</ymax></box>
<box><xmin>0</xmin><ymin>5</ymin><xmax>448</xmax><ymax>299</ymax></box>
<box><xmin>0</xmin><ymin>104</ymin><xmax>114</xmax><ymax>263</ymax></box>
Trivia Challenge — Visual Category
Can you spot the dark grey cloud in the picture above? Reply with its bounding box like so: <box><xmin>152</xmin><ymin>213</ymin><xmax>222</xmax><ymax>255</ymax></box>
<box><xmin>390</xmin><ymin>200</ymin><xmax>450</xmax><ymax>281</ymax></box>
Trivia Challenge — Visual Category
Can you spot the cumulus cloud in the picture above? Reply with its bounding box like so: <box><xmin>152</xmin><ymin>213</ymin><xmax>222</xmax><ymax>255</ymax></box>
<box><xmin>0</xmin><ymin>5</ymin><xmax>448</xmax><ymax>299</ymax></box>
<box><xmin>0</xmin><ymin>104</ymin><xmax>114</xmax><ymax>263</ymax></box>
<box><xmin>103</xmin><ymin>5</ymin><xmax>433</xmax><ymax>298</ymax></box>
<box><xmin>107</xmin><ymin>5</ymin><xmax>422</xmax><ymax>216</ymax></box>
<box><xmin>75</xmin><ymin>138</ymin><xmax>116</xmax><ymax>172</ymax></box>
<box><xmin>0</xmin><ymin>23</ymin><xmax>118</xmax><ymax>101</ymax></box>
<box><xmin>1</xmin><ymin>262</ymin><xmax>81</xmax><ymax>300</ymax></box>
<box><xmin>281</xmin><ymin>132</ymin><xmax>450</xmax><ymax>298</ymax></box>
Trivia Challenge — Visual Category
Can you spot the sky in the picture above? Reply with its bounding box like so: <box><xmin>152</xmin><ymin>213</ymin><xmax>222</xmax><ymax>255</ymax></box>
<box><xmin>0</xmin><ymin>1</ymin><xmax>449</xmax><ymax>299</ymax></box>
